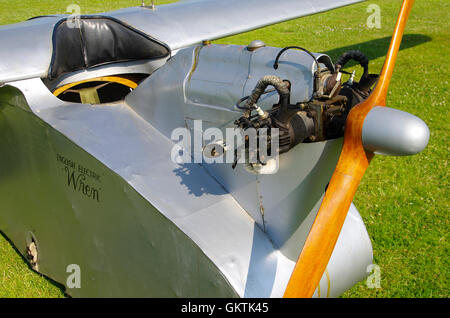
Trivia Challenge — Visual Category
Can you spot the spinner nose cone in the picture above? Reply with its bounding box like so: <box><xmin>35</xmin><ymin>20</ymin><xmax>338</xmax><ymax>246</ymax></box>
<box><xmin>362</xmin><ymin>106</ymin><xmax>430</xmax><ymax>156</ymax></box>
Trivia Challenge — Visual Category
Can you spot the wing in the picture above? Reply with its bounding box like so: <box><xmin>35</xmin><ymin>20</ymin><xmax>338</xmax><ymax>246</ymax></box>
<box><xmin>0</xmin><ymin>0</ymin><xmax>366</xmax><ymax>83</ymax></box>
<box><xmin>109</xmin><ymin>0</ymin><xmax>367</xmax><ymax>50</ymax></box>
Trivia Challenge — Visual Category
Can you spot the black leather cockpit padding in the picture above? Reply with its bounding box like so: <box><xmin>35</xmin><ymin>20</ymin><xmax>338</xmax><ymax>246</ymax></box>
<box><xmin>49</xmin><ymin>16</ymin><xmax>170</xmax><ymax>80</ymax></box>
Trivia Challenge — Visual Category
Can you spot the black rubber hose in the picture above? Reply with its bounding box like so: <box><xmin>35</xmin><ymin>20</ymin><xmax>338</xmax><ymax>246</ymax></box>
<box><xmin>273</xmin><ymin>46</ymin><xmax>322</xmax><ymax>98</ymax></box>
<box><xmin>236</xmin><ymin>88</ymin><xmax>276</xmax><ymax>110</ymax></box>
<box><xmin>241</xmin><ymin>75</ymin><xmax>290</xmax><ymax>118</ymax></box>
<box><xmin>273</xmin><ymin>46</ymin><xmax>320</xmax><ymax>73</ymax></box>
<box><xmin>335</xmin><ymin>50</ymin><xmax>369</xmax><ymax>78</ymax></box>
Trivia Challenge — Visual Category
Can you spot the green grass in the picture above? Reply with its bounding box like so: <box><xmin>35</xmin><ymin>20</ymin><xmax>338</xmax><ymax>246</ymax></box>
<box><xmin>0</xmin><ymin>0</ymin><xmax>448</xmax><ymax>298</ymax></box>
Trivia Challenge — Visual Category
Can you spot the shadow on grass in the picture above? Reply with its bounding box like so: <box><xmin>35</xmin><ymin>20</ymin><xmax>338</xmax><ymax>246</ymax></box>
<box><xmin>0</xmin><ymin>230</ymin><xmax>68</xmax><ymax>297</ymax></box>
<box><xmin>324</xmin><ymin>34</ymin><xmax>432</xmax><ymax>66</ymax></box>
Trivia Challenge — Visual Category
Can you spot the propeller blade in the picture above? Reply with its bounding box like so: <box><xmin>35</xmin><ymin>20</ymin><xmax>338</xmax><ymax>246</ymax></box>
<box><xmin>283</xmin><ymin>0</ymin><xmax>415</xmax><ymax>298</ymax></box>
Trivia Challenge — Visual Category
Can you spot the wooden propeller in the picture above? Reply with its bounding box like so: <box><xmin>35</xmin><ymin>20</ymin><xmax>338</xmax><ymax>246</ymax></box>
<box><xmin>284</xmin><ymin>0</ymin><xmax>415</xmax><ymax>298</ymax></box>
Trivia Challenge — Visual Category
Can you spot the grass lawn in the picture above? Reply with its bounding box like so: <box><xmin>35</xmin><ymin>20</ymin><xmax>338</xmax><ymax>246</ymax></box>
<box><xmin>0</xmin><ymin>0</ymin><xmax>448</xmax><ymax>298</ymax></box>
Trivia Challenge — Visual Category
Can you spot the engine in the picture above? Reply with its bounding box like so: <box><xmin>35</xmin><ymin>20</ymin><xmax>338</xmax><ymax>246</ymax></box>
<box><xmin>127</xmin><ymin>42</ymin><xmax>379</xmax><ymax>171</ymax></box>
<box><xmin>234</xmin><ymin>48</ymin><xmax>379</xmax><ymax>161</ymax></box>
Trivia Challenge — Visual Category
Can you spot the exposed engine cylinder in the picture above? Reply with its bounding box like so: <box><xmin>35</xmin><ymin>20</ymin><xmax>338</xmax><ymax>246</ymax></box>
<box><xmin>233</xmin><ymin>46</ymin><xmax>378</xmax><ymax>162</ymax></box>
<box><xmin>272</xmin><ymin>107</ymin><xmax>315</xmax><ymax>153</ymax></box>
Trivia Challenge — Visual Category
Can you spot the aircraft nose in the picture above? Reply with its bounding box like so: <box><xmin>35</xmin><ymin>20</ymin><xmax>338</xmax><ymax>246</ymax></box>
<box><xmin>361</xmin><ymin>106</ymin><xmax>430</xmax><ymax>156</ymax></box>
